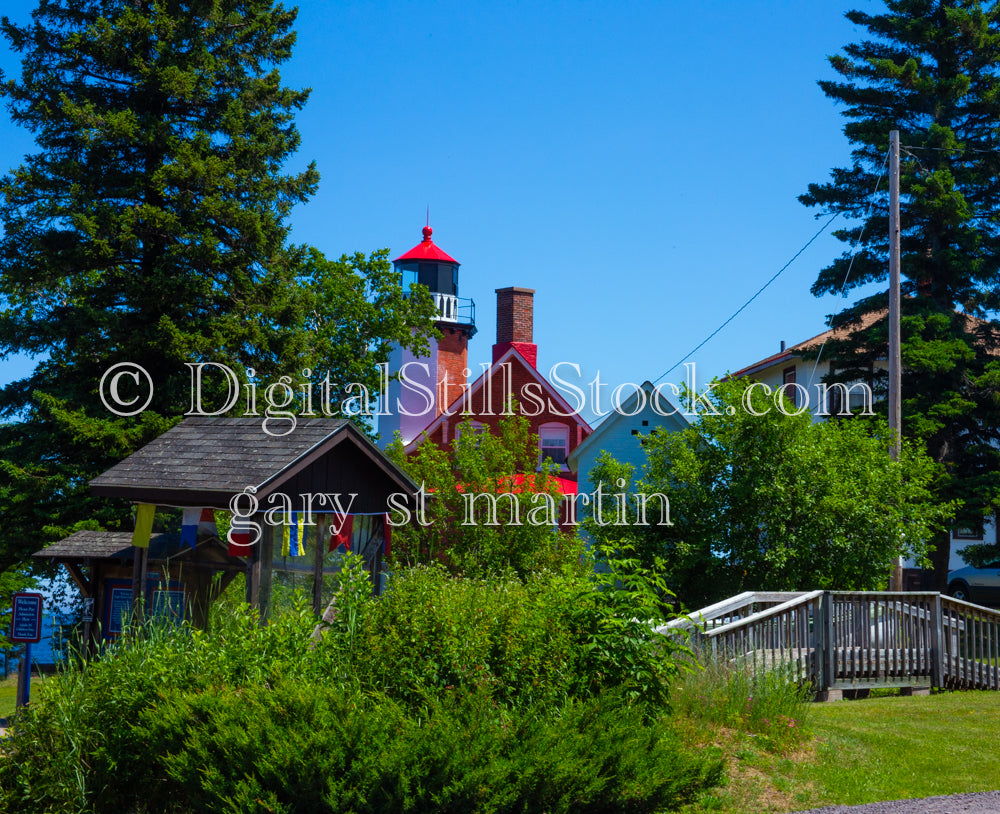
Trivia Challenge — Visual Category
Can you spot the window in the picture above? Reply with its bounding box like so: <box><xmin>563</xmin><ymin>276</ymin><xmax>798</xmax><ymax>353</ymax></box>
<box><xmin>415</xmin><ymin>262</ymin><xmax>457</xmax><ymax>295</ymax></box>
<box><xmin>824</xmin><ymin>363</ymin><xmax>875</xmax><ymax>416</ymax></box>
<box><xmin>539</xmin><ymin>424</ymin><xmax>569</xmax><ymax>468</ymax></box>
<box><xmin>782</xmin><ymin>366</ymin><xmax>797</xmax><ymax>408</ymax></box>
<box><xmin>454</xmin><ymin>421</ymin><xmax>485</xmax><ymax>445</ymax></box>
<box><xmin>399</xmin><ymin>262</ymin><xmax>418</xmax><ymax>293</ymax></box>
<box><xmin>954</xmin><ymin>525</ymin><xmax>984</xmax><ymax>541</ymax></box>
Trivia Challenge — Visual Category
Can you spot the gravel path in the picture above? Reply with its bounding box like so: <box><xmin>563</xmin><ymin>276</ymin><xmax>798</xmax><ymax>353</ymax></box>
<box><xmin>787</xmin><ymin>791</ymin><xmax>1000</xmax><ymax>813</ymax></box>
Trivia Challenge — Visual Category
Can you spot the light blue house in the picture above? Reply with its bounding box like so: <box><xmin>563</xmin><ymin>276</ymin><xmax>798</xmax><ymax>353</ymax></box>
<box><xmin>567</xmin><ymin>380</ymin><xmax>688</xmax><ymax>495</ymax></box>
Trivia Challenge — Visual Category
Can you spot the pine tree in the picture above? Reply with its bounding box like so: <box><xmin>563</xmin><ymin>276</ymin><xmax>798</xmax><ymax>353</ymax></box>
<box><xmin>0</xmin><ymin>1</ymin><xmax>435</xmax><ymax>568</ymax></box>
<box><xmin>801</xmin><ymin>0</ymin><xmax>1000</xmax><ymax>585</ymax></box>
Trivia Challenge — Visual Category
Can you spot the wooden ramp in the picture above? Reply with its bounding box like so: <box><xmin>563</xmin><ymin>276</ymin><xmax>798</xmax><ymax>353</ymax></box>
<box><xmin>664</xmin><ymin>591</ymin><xmax>1000</xmax><ymax>699</ymax></box>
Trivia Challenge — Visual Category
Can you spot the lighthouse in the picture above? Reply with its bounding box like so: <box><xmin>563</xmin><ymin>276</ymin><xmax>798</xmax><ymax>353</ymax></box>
<box><xmin>379</xmin><ymin>225</ymin><xmax>477</xmax><ymax>447</ymax></box>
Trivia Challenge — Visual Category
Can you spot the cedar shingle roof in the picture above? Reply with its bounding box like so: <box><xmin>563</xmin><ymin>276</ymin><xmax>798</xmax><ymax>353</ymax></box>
<box><xmin>91</xmin><ymin>417</ymin><xmax>351</xmax><ymax>496</ymax></box>
<box><xmin>32</xmin><ymin>530</ymin><xmax>134</xmax><ymax>560</ymax></box>
<box><xmin>32</xmin><ymin>529</ymin><xmax>241</xmax><ymax>562</ymax></box>
<box><xmin>87</xmin><ymin>416</ymin><xmax>416</xmax><ymax>507</ymax></box>
<box><xmin>31</xmin><ymin>530</ymin><xmax>183</xmax><ymax>560</ymax></box>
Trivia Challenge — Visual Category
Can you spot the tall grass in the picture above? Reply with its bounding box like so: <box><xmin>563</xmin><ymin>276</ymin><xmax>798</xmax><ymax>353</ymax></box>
<box><xmin>672</xmin><ymin>651</ymin><xmax>813</xmax><ymax>749</ymax></box>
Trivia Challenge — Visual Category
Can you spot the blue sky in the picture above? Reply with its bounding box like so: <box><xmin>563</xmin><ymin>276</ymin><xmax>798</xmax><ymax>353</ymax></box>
<box><xmin>0</xmin><ymin>0</ymin><xmax>876</xmax><ymax>412</ymax></box>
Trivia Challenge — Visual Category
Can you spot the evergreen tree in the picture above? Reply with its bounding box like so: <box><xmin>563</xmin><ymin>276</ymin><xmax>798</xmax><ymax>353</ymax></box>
<box><xmin>801</xmin><ymin>0</ymin><xmax>1000</xmax><ymax>584</ymax></box>
<box><xmin>0</xmin><ymin>1</ymin><xmax>435</xmax><ymax>568</ymax></box>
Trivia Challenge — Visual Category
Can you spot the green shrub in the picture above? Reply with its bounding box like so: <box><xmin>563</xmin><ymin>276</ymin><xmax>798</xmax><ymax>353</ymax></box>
<box><xmin>0</xmin><ymin>557</ymin><xmax>706</xmax><ymax>812</ymax></box>
<box><xmin>316</xmin><ymin>554</ymin><xmax>689</xmax><ymax>710</ymax></box>
<box><xmin>320</xmin><ymin>563</ymin><xmax>581</xmax><ymax>709</ymax></box>
<box><xmin>0</xmin><ymin>600</ymin><xmax>318</xmax><ymax>813</ymax></box>
<box><xmin>142</xmin><ymin>682</ymin><xmax>722</xmax><ymax>814</ymax></box>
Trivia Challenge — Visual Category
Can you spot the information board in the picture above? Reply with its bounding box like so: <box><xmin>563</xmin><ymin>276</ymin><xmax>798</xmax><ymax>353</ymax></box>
<box><xmin>11</xmin><ymin>592</ymin><xmax>43</xmax><ymax>643</ymax></box>
<box><xmin>107</xmin><ymin>587</ymin><xmax>132</xmax><ymax>636</ymax></box>
<box><xmin>151</xmin><ymin>589</ymin><xmax>185</xmax><ymax>625</ymax></box>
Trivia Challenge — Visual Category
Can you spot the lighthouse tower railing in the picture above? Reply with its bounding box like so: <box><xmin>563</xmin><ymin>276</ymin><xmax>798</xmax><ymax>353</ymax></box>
<box><xmin>405</xmin><ymin>290</ymin><xmax>474</xmax><ymax>327</ymax></box>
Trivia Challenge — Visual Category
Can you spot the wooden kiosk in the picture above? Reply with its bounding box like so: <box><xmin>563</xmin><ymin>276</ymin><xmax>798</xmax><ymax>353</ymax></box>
<box><xmin>34</xmin><ymin>417</ymin><xmax>418</xmax><ymax>646</ymax></box>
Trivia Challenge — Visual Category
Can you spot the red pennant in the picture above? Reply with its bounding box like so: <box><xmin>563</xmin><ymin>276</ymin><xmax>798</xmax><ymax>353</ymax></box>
<box><xmin>329</xmin><ymin>515</ymin><xmax>354</xmax><ymax>552</ymax></box>
<box><xmin>228</xmin><ymin>530</ymin><xmax>252</xmax><ymax>557</ymax></box>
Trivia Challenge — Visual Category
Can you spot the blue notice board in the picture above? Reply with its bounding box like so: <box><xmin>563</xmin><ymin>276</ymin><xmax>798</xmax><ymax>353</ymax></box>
<box><xmin>151</xmin><ymin>589</ymin><xmax>185</xmax><ymax>626</ymax></box>
<box><xmin>106</xmin><ymin>586</ymin><xmax>133</xmax><ymax>636</ymax></box>
<box><xmin>11</xmin><ymin>592</ymin><xmax>43</xmax><ymax>642</ymax></box>
<box><xmin>103</xmin><ymin>578</ymin><xmax>186</xmax><ymax>638</ymax></box>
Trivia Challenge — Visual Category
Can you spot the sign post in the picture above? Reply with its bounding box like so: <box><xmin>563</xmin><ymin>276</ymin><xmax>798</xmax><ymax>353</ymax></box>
<box><xmin>11</xmin><ymin>592</ymin><xmax>43</xmax><ymax>708</ymax></box>
<box><xmin>81</xmin><ymin>597</ymin><xmax>94</xmax><ymax>660</ymax></box>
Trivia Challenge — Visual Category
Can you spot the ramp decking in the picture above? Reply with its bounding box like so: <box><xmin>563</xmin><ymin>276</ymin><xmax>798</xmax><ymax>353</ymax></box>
<box><xmin>665</xmin><ymin>591</ymin><xmax>1000</xmax><ymax>698</ymax></box>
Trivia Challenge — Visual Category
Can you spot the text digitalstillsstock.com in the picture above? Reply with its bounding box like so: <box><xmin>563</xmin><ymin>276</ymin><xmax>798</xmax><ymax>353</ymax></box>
<box><xmin>99</xmin><ymin>360</ymin><xmax>876</xmax><ymax>435</ymax></box>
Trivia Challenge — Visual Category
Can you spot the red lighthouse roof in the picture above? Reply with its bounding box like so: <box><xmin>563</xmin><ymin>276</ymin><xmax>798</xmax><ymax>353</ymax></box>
<box><xmin>393</xmin><ymin>226</ymin><xmax>460</xmax><ymax>265</ymax></box>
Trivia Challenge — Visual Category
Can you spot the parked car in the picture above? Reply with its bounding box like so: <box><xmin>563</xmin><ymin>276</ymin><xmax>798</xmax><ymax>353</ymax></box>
<box><xmin>947</xmin><ymin>561</ymin><xmax>1000</xmax><ymax>606</ymax></box>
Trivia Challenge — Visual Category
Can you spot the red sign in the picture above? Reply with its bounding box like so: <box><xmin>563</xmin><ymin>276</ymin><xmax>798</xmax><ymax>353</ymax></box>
<box><xmin>11</xmin><ymin>592</ymin><xmax>43</xmax><ymax>643</ymax></box>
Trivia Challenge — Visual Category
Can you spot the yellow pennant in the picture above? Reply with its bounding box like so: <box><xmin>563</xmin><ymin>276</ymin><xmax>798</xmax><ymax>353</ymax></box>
<box><xmin>132</xmin><ymin>503</ymin><xmax>155</xmax><ymax>548</ymax></box>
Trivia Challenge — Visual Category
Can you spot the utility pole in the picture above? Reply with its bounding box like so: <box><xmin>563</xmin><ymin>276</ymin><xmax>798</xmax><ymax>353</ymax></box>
<box><xmin>888</xmin><ymin>129</ymin><xmax>903</xmax><ymax>591</ymax></box>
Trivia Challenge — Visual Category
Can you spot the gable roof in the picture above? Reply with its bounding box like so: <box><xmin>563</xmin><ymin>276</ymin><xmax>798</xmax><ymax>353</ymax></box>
<box><xmin>404</xmin><ymin>345</ymin><xmax>593</xmax><ymax>453</ymax></box>
<box><xmin>33</xmin><ymin>530</ymin><xmax>139</xmax><ymax>561</ymax></box>
<box><xmin>728</xmin><ymin>311</ymin><xmax>885</xmax><ymax>380</ymax></box>
<box><xmin>567</xmin><ymin>381</ymin><xmax>687</xmax><ymax>470</ymax></box>
<box><xmin>729</xmin><ymin>306</ymin><xmax>999</xmax><ymax>381</ymax></box>
<box><xmin>90</xmin><ymin>416</ymin><xmax>416</xmax><ymax>506</ymax></box>
<box><xmin>32</xmin><ymin>529</ymin><xmax>236</xmax><ymax>564</ymax></box>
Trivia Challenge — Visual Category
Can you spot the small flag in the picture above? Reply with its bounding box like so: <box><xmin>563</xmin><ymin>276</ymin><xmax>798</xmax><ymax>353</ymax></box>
<box><xmin>383</xmin><ymin>512</ymin><xmax>392</xmax><ymax>558</ymax></box>
<box><xmin>329</xmin><ymin>514</ymin><xmax>354</xmax><ymax>552</ymax></box>
<box><xmin>228</xmin><ymin>528</ymin><xmax>252</xmax><ymax>557</ymax></box>
<box><xmin>199</xmin><ymin>508</ymin><xmax>217</xmax><ymax>536</ymax></box>
<box><xmin>182</xmin><ymin>508</ymin><xmax>217</xmax><ymax>549</ymax></box>
<box><xmin>280</xmin><ymin>511</ymin><xmax>306</xmax><ymax>557</ymax></box>
<box><xmin>132</xmin><ymin>503</ymin><xmax>155</xmax><ymax>548</ymax></box>
<box><xmin>180</xmin><ymin>508</ymin><xmax>199</xmax><ymax>549</ymax></box>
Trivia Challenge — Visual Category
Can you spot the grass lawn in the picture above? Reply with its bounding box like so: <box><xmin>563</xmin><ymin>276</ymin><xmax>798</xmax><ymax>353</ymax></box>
<box><xmin>0</xmin><ymin>671</ymin><xmax>51</xmax><ymax>720</ymax></box>
<box><xmin>684</xmin><ymin>691</ymin><xmax>1000</xmax><ymax>813</ymax></box>
<box><xmin>0</xmin><ymin>674</ymin><xmax>20</xmax><ymax>720</ymax></box>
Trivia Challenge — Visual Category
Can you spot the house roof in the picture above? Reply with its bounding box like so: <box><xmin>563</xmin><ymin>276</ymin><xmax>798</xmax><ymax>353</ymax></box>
<box><xmin>33</xmin><ymin>530</ymin><xmax>137</xmax><ymax>560</ymax></box>
<box><xmin>32</xmin><ymin>529</ymin><xmax>224</xmax><ymax>563</ymax></box>
<box><xmin>393</xmin><ymin>226</ymin><xmax>459</xmax><ymax>264</ymax></box>
<box><xmin>404</xmin><ymin>344</ymin><xmax>593</xmax><ymax>453</ymax></box>
<box><xmin>90</xmin><ymin>416</ymin><xmax>417</xmax><ymax>506</ymax></box>
<box><xmin>728</xmin><ymin>311</ymin><xmax>885</xmax><ymax>380</ymax></box>
<box><xmin>728</xmin><ymin>306</ymin><xmax>998</xmax><ymax>381</ymax></box>
<box><xmin>566</xmin><ymin>380</ymin><xmax>688</xmax><ymax>470</ymax></box>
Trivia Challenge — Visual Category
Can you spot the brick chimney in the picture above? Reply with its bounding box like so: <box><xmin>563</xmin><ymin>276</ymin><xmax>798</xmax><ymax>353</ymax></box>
<box><xmin>492</xmin><ymin>286</ymin><xmax>538</xmax><ymax>368</ymax></box>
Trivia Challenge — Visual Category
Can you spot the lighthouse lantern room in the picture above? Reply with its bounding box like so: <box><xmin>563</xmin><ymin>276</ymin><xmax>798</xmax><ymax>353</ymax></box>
<box><xmin>379</xmin><ymin>226</ymin><xmax>477</xmax><ymax>447</ymax></box>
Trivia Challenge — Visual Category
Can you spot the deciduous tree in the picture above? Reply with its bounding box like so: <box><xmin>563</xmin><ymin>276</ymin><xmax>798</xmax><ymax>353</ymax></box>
<box><xmin>386</xmin><ymin>415</ymin><xmax>583</xmax><ymax>578</ymax></box>
<box><xmin>585</xmin><ymin>380</ymin><xmax>952</xmax><ymax>608</ymax></box>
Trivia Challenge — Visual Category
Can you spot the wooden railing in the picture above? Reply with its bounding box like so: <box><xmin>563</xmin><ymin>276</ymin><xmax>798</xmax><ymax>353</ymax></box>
<box><xmin>940</xmin><ymin>595</ymin><xmax>1000</xmax><ymax>690</ymax></box>
<box><xmin>669</xmin><ymin>591</ymin><xmax>1000</xmax><ymax>697</ymax></box>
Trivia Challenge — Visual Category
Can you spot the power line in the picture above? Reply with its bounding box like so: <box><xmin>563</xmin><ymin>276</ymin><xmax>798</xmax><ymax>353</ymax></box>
<box><xmin>651</xmin><ymin>212</ymin><xmax>839</xmax><ymax>386</ymax></box>
<box><xmin>901</xmin><ymin>144</ymin><xmax>997</xmax><ymax>155</ymax></box>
